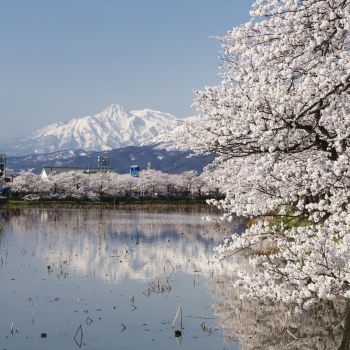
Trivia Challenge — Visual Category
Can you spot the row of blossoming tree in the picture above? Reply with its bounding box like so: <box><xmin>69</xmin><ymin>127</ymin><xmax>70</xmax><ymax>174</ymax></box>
<box><xmin>173</xmin><ymin>0</ymin><xmax>350</xmax><ymax>309</ymax></box>
<box><xmin>10</xmin><ymin>169</ymin><xmax>217</xmax><ymax>200</ymax></box>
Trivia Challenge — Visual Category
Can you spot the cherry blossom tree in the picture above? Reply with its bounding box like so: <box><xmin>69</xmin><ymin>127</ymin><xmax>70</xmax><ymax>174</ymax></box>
<box><xmin>89</xmin><ymin>172</ymin><xmax>115</xmax><ymax>200</ymax></box>
<box><xmin>138</xmin><ymin>169</ymin><xmax>167</xmax><ymax>197</ymax></box>
<box><xmin>11</xmin><ymin>171</ymin><xmax>50</xmax><ymax>197</ymax></box>
<box><xmin>175</xmin><ymin>0</ymin><xmax>350</xmax><ymax>307</ymax></box>
<box><xmin>115</xmin><ymin>173</ymin><xmax>139</xmax><ymax>198</ymax></box>
<box><xmin>50</xmin><ymin>171</ymin><xmax>90</xmax><ymax>199</ymax></box>
<box><xmin>10</xmin><ymin>169</ymin><xmax>217</xmax><ymax>201</ymax></box>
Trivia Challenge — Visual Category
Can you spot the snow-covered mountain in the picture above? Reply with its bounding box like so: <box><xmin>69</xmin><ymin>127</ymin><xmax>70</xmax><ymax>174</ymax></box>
<box><xmin>150</xmin><ymin>115</ymin><xmax>198</xmax><ymax>149</ymax></box>
<box><xmin>4</xmin><ymin>104</ymin><xmax>185</xmax><ymax>156</ymax></box>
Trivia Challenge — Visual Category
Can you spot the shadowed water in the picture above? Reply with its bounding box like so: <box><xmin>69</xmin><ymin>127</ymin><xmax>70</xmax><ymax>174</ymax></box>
<box><xmin>0</xmin><ymin>208</ymin><xmax>244</xmax><ymax>350</ymax></box>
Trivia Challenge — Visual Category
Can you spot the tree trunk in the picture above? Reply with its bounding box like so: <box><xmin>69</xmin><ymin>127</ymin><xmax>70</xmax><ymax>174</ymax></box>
<box><xmin>339</xmin><ymin>301</ymin><xmax>350</xmax><ymax>350</ymax></box>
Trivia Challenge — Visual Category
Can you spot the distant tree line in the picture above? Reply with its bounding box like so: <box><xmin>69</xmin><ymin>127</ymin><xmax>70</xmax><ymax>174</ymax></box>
<box><xmin>9</xmin><ymin>169</ymin><xmax>219</xmax><ymax>201</ymax></box>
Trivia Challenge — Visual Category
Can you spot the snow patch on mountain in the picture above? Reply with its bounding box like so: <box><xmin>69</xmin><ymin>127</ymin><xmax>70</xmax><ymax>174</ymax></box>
<box><xmin>149</xmin><ymin>116</ymin><xmax>198</xmax><ymax>149</ymax></box>
<box><xmin>4</xmin><ymin>104</ymin><xmax>187</xmax><ymax>156</ymax></box>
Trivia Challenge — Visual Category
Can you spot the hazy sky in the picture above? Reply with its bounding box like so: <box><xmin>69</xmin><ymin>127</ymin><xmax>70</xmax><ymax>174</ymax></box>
<box><xmin>0</xmin><ymin>0</ymin><xmax>253</xmax><ymax>139</ymax></box>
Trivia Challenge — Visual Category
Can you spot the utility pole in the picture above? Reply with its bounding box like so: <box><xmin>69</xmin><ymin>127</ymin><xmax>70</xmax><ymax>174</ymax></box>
<box><xmin>97</xmin><ymin>156</ymin><xmax>109</xmax><ymax>173</ymax></box>
<box><xmin>0</xmin><ymin>154</ymin><xmax>6</xmax><ymax>191</ymax></box>
<box><xmin>0</xmin><ymin>154</ymin><xmax>6</xmax><ymax>178</ymax></box>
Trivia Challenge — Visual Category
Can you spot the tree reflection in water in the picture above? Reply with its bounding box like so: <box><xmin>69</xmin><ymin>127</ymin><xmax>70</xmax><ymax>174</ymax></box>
<box><xmin>0</xmin><ymin>210</ymin><xmax>11</xmax><ymax>260</ymax></box>
<box><xmin>0</xmin><ymin>208</ymin><xmax>246</xmax><ymax>350</ymax></box>
<box><xmin>2</xmin><ymin>208</ymin><xmax>244</xmax><ymax>283</ymax></box>
<box><xmin>4</xmin><ymin>208</ymin><xmax>350</xmax><ymax>348</ymax></box>
<box><xmin>211</xmin><ymin>271</ymin><xmax>350</xmax><ymax>350</ymax></box>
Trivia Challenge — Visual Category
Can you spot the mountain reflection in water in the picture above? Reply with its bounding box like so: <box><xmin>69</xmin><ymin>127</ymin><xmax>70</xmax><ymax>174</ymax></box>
<box><xmin>2</xmin><ymin>209</ymin><xmax>244</xmax><ymax>283</ymax></box>
<box><xmin>0</xmin><ymin>208</ymin><xmax>243</xmax><ymax>350</ymax></box>
<box><xmin>2</xmin><ymin>208</ymin><xmax>348</xmax><ymax>350</ymax></box>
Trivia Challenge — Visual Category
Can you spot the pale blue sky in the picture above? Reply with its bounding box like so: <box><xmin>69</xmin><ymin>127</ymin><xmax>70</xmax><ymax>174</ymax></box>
<box><xmin>0</xmin><ymin>0</ymin><xmax>253</xmax><ymax>139</ymax></box>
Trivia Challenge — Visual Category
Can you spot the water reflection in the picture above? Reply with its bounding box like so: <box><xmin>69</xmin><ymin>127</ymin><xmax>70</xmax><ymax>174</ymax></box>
<box><xmin>211</xmin><ymin>271</ymin><xmax>350</xmax><ymax>350</ymax></box>
<box><xmin>0</xmin><ymin>208</ymin><xmax>243</xmax><ymax>350</ymax></box>
<box><xmin>3</xmin><ymin>209</ymin><xmax>243</xmax><ymax>283</ymax></box>
<box><xmin>2</xmin><ymin>208</ymin><xmax>349</xmax><ymax>350</ymax></box>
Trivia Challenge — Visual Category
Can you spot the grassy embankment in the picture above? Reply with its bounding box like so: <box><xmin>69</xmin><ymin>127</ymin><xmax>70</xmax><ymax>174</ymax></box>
<box><xmin>0</xmin><ymin>197</ymin><xmax>220</xmax><ymax>212</ymax></box>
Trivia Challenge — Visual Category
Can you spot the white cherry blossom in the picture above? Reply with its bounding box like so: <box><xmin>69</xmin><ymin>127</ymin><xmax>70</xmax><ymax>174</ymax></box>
<box><xmin>175</xmin><ymin>0</ymin><xmax>350</xmax><ymax>307</ymax></box>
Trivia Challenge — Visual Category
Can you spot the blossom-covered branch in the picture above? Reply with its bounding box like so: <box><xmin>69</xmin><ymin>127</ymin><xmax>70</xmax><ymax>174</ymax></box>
<box><xmin>175</xmin><ymin>0</ymin><xmax>350</xmax><ymax>307</ymax></box>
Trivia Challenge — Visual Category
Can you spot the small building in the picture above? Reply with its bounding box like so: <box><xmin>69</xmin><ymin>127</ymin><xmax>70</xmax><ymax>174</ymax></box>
<box><xmin>130</xmin><ymin>165</ymin><xmax>140</xmax><ymax>177</ymax></box>
<box><xmin>40</xmin><ymin>166</ymin><xmax>111</xmax><ymax>181</ymax></box>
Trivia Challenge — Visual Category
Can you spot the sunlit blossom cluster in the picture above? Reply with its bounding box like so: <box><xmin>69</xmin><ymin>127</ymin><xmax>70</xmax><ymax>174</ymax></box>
<box><xmin>175</xmin><ymin>0</ymin><xmax>350</xmax><ymax>307</ymax></box>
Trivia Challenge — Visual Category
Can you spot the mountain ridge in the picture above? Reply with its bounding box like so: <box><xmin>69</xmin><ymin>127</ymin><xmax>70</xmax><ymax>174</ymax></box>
<box><xmin>6</xmin><ymin>145</ymin><xmax>215</xmax><ymax>175</ymax></box>
<box><xmin>3</xmin><ymin>104</ymin><xmax>187</xmax><ymax>156</ymax></box>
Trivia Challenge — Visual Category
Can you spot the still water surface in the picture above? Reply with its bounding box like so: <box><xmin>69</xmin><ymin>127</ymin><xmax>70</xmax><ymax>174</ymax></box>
<box><xmin>0</xmin><ymin>208</ymin><xmax>244</xmax><ymax>350</ymax></box>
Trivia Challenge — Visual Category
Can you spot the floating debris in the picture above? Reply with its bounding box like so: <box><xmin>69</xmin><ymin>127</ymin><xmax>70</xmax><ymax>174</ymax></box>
<box><xmin>74</xmin><ymin>324</ymin><xmax>83</xmax><ymax>348</ymax></box>
<box><xmin>143</xmin><ymin>276</ymin><xmax>171</xmax><ymax>297</ymax></box>
<box><xmin>172</xmin><ymin>305</ymin><xmax>183</xmax><ymax>335</ymax></box>
<box><xmin>174</xmin><ymin>330</ymin><xmax>182</xmax><ymax>337</ymax></box>
<box><xmin>201</xmin><ymin>322</ymin><xmax>212</xmax><ymax>334</ymax></box>
<box><xmin>164</xmin><ymin>260</ymin><xmax>175</xmax><ymax>280</ymax></box>
<box><xmin>9</xmin><ymin>322</ymin><xmax>19</xmax><ymax>335</ymax></box>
